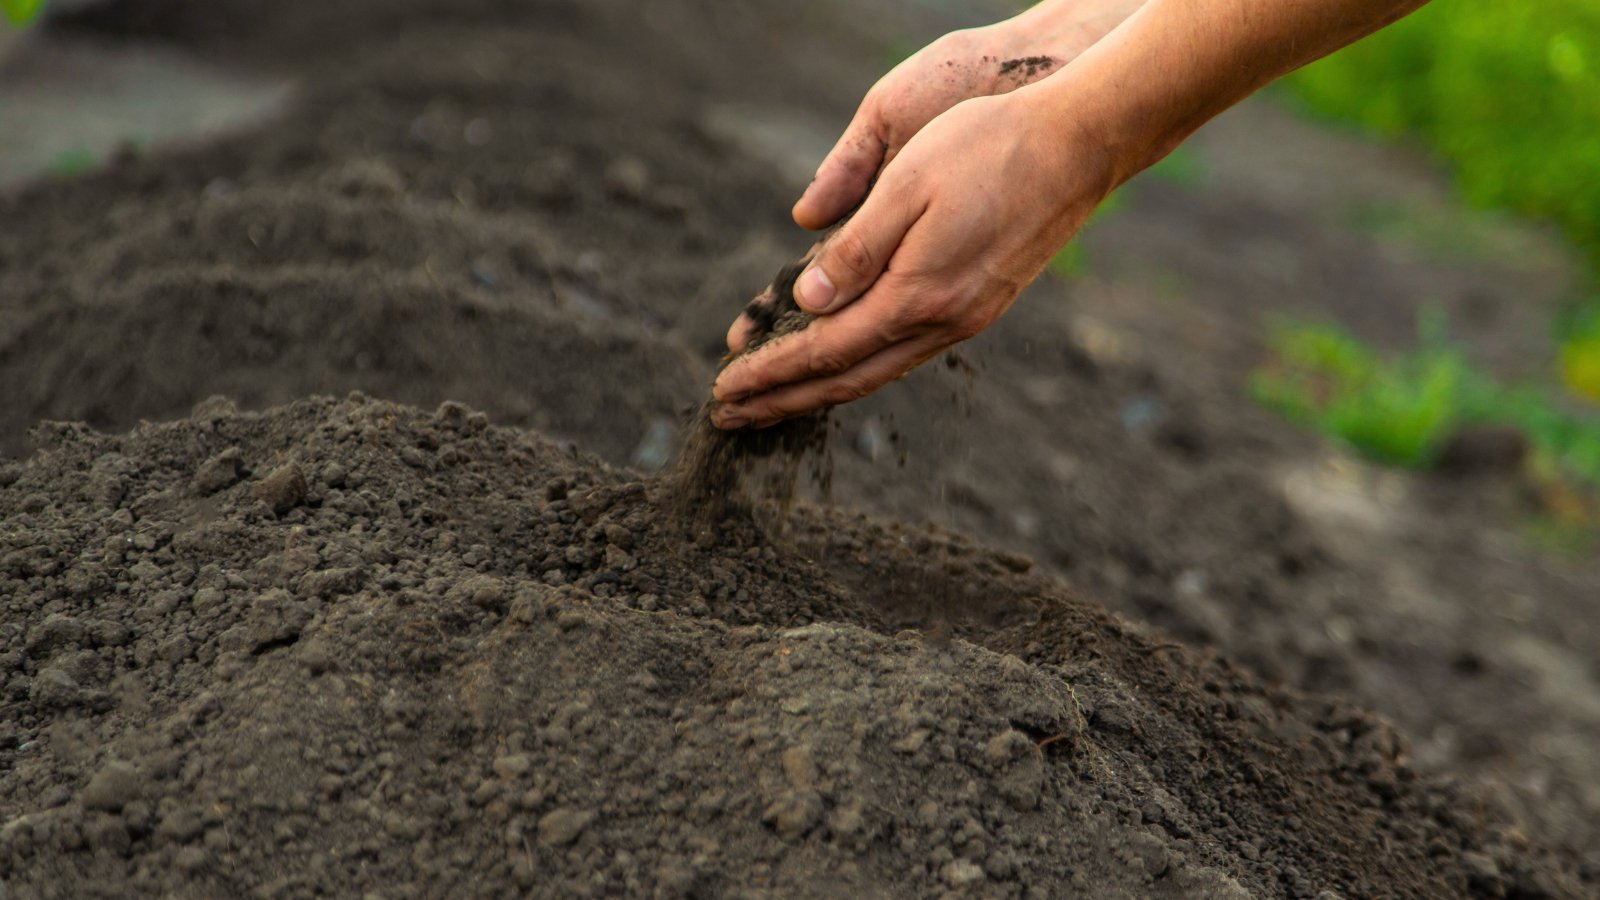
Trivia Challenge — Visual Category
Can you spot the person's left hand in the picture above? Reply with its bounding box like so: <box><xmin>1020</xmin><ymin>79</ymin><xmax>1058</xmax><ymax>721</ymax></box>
<box><xmin>710</xmin><ymin>88</ymin><xmax>1115</xmax><ymax>429</ymax></box>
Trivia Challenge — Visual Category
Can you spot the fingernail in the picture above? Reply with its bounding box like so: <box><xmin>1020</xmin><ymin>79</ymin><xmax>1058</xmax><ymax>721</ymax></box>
<box><xmin>718</xmin><ymin>415</ymin><xmax>750</xmax><ymax>430</ymax></box>
<box><xmin>794</xmin><ymin>266</ymin><xmax>837</xmax><ymax>313</ymax></box>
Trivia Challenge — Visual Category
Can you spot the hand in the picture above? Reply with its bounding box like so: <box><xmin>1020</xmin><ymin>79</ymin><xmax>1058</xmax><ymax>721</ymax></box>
<box><xmin>710</xmin><ymin>90</ymin><xmax>1115</xmax><ymax>429</ymax></box>
<box><xmin>712</xmin><ymin>0</ymin><xmax>1434</xmax><ymax>429</ymax></box>
<box><xmin>789</xmin><ymin>0</ymin><xmax>1145</xmax><ymax>234</ymax></box>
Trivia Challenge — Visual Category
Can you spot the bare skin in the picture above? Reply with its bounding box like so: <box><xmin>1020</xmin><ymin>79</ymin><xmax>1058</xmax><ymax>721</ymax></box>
<box><xmin>778</xmin><ymin>0</ymin><xmax>1149</xmax><ymax>238</ymax></box>
<box><xmin>712</xmin><ymin>0</ymin><xmax>1431</xmax><ymax>430</ymax></box>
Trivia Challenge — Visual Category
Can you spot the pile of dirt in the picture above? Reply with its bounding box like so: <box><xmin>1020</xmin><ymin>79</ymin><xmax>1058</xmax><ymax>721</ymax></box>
<box><xmin>1</xmin><ymin>0</ymin><xmax>1597</xmax><ymax>893</ymax></box>
<box><xmin>0</xmin><ymin>395</ymin><xmax>1580</xmax><ymax>897</ymax></box>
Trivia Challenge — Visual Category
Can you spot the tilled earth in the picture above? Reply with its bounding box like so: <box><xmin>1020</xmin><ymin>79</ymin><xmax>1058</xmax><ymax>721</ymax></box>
<box><xmin>1</xmin><ymin>0</ymin><xmax>1597</xmax><ymax>896</ymax></box>
<box><xmin>0</xmin><ymin>396</ymin><xmax>1580</xmax><ymax>897</ymax></box>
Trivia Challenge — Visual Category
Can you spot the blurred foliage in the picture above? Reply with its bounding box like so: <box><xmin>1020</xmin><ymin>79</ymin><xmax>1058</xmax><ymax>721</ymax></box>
<box><xmin>1292</xmin><ymin>3</ymin><xmax>1600</xmax><ymax>268</ymax></box>
<box><xmin>1253</xmin><ymin>316</ymin><xmax>1600</xmax><ymax>495</ymax></box>
<box><xmin>1</xmin><ymin>0</ymin><xmax>43</xmax><ymax>26</ymax></box>
<box><xmin>45</xmin><ymin>148</ymin><xmax>97</xmax><ymax>178</ymax></box>
<box><xmin>1252</xmin><ymin>316</ymin><xmax>1464</xmax><ymax>467</ymax></box>
<box><xmin>1561</xmin><ymin>311</ymin><xmax>1600</xmax><ymax>400</ymax></box>
<box><xmin>1289</xmin><ymin>2</ymin><xmax>1600</xmax><ymax>378</ymax></box>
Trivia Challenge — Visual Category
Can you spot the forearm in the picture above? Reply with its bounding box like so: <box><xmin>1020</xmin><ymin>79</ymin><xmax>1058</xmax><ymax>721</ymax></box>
<box><xmin>1034</xmin><ymin>0</ymin><xmax>1430</xmax><ymax>184</ymax></box>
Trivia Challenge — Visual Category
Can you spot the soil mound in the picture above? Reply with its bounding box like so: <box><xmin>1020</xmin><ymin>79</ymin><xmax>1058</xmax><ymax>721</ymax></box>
<box><xmin>0</xmin><ymin>395</ymin><xmax>1579</xmax><ymax>897</ymax></box>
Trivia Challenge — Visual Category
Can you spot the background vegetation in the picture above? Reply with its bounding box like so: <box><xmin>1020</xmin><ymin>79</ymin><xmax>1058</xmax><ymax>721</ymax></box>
<box><xmin>1</xmin><ymin>0</ymin><xmax>43</xmax><ymax>27</ymax></box>
<box><xmin>1245</xmin><ymin>1</ymin><xmax>1600</xmax><ymax>534</ymax></box>
<box><xmin>1253</xmin><ymin>315</ymin><xmax>1600</xmax><ymax>488</ymax></box>
<box><xmin>1289</xmin><ymin>1</ymin><xmax>1600</xmax><ymax>396</ymax></box>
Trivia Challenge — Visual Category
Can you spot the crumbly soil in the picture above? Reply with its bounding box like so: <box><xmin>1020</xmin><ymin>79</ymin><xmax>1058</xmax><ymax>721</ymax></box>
<box><xmin>1</xmin><ymin>0</ymin><xmax>1597</xmax><ymax>897</ymax></box>
<box><xmin>0</xmin><ymin>395</ymin><xmax>1578</xmax><ymax>898</ymax></box>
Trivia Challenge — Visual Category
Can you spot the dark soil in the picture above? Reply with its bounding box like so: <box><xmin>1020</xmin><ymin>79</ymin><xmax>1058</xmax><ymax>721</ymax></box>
<box><xmin>998</xmin><ymin>56</ymin><xmax>1059</xmax><ymax>80</ymax></box>
<box><xmin>0</xmin><ymin>396</ymin><xmax>1579</xmax><ymax>898</ymax></box>
<box><xmin>1</xmin><ymin>0</ymin><xmax>1597</xmax><ymax>896</ymax></box>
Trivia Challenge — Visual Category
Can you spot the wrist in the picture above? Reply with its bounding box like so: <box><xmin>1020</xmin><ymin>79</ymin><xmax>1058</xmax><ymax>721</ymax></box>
<box><xmin>1002</xmin><ymin>0</ymin><xmax>1148</xmax><ymax>61</ymax></box>
<box><xmin>995</xmin><ymin>87</ymin><xmax>1122</xmax><ymax>227</ymax></box>
<box><xmin>1019</xmin><ymin>1</ymin><xmax>1214</xmax><ymax>190</ymax></box>
<box><xmin>1015</xmin><ymin>67</ymin><xmax>1148</xmax><ymax>198</ymax></box>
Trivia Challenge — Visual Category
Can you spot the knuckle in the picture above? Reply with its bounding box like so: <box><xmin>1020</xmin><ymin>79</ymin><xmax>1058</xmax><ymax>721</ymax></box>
<box><xmin>805</xmin><ymin>343</ymin><xmax>853</xmax><ymax>377</ymax></box>
<box><xmin>830</xmin><ymin>231</ymin><xmax>877</xmax><ymax>282</ymax></box>
<box><xmin>899</xmin><ymin>292</ymin><xmax>954</xmax><ymax>334</ymax></box>
<box><xmin>876</xmin><ymin>316</ymin><xmax>910</xmax><ymax>346</ymax></box>
<box><xmin>875</xmin><ymin>286</ymin><xmax>932</xmax><ymax>334</ymax></box>
<box><xmin>822</xmin><ymin>377</ymin><xmax>875</xmax><ymax>407</ymax></box>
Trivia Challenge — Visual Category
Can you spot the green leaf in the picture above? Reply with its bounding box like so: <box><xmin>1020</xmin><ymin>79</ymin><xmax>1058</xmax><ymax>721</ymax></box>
<box><xmin>2</xmin><ymin>0</ymin><xmax>45</xmax><ymax>27</ymax></box>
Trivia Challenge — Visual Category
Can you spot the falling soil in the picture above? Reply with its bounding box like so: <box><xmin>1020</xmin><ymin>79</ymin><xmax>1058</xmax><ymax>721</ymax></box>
<box><xmin>672</xmin><ymin>251</ymin><xmax>831</xmax><ymax>527</ymax></box>
<box><xmin>1</xmin><ymin>0</ymin><xmax>1597</xmax><ymax>897</ymax></box>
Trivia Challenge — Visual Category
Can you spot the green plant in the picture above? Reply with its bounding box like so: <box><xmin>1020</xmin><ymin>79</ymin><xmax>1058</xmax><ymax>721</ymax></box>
<box><xmin>2</xmin><ymin>0</ymin><xmax>44</xmax><ymax>26</ymax></box>
<box><xmin>45</xmin><ymin>148</ymin><xmax>96</xmax><ymax>177</ymax></box>
<box><xmin>1289</xmin><ymin>2</ymin><xmax>1600</xmax><ymax>375</ymax></box>
<box><xmin>1558</xmin><ymin>307</ymin><xmax>1600</xmax><ymax>401</ymax></box>
<box><xmin>1253</xmin><ymin>316</ymin><xmax>1600</xmax><ymax>493</ymax></box>
<box><xmin>1292</xmin><ymin>5</ymin><xmax>1600</xmax><ymax>268</ymax></box>
<box><xmin>1251</xmin><ymin>318</ymin><xmax>1467</xmax><ymax>466</ymax></box>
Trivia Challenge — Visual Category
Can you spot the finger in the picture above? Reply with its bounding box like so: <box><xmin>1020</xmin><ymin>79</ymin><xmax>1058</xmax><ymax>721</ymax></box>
<box><xmin>792</xmin><ymin>182</ymin><xmax>926</xmax><ymax>316</ymax></box>
<box><xmin>793</xmin><ymin>105</ymin><xmax>886</xmax><ymax>232</ymax></box>
<box><xmin>725</xmin><ymin>312</ymin><xmax>757</xmax><ymax>355</ymax></box>
<box><xmin>712</xmin><ymin>280</ymin><xmax>915</xmax><ymax>402</ymax></box>
<box><xmin>712</xmin><ymin>338</ymin><xmax>941</xmax><ymax>429</ymax></box>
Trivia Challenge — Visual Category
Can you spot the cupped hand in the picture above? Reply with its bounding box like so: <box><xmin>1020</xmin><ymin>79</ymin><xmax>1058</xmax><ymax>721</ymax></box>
<box><xmin>790</xmin><ymin>0</ymin><xmax>1145</xmax><ymax>234</ymax></box>
<box><xmin>791</xmin><ymin>28</ymin><xmax>1052</xmax><ymax>234</ymax></box>
<box><xmin>710</xmin><ymin>90</ymin><xmax>1115</xmax><ymax>429</ymax></box>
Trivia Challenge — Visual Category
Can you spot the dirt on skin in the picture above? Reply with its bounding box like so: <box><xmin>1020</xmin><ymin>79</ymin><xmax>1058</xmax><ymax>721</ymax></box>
<box><xmin>0</xmin><ymin>394</ymin><xmax>1581</xmax><ymax>898</ymax></box>
<box><xmin>997</xmin><ymin>56</ymin><xmax>1058</xmax><ymax>79</ymax></box>
<box><xmin>0</xmin><ymin>0</ymin><xmax>1597</xmax><ymax>895</ymax></box>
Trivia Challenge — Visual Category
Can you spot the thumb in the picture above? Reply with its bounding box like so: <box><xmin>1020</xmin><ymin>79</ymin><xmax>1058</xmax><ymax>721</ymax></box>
<box><xmin>793</xmin><ymin>106</ymin><xmax>886</xmax><ymax>232</ymax></box>
<box><xmin>793</xmin><ymin>180</ymin><xmax>923</xmax><ymax>316</ymax></box>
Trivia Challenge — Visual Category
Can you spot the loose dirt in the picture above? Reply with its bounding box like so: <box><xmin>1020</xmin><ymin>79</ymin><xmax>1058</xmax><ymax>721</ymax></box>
<box><xmin>1</xmin><ymin>0</ymin><xmax>1597</xmax><ymax>896</ymax></box>
<box><xmin>0</xmin><ymin>395</ymin><xmax>1579</xmax><ymax>897</ymax></box>
<box><xmin>672</xmin><ymin>251</ymin><xmax>831</xmax><ymax>528</ymax></box>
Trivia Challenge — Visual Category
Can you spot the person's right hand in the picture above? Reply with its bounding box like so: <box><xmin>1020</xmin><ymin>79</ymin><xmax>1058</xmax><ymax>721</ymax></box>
<box><xmin>791</xmin><ymin>0</ymin><xmax>1147</xmax><ymax>234</ymax></box>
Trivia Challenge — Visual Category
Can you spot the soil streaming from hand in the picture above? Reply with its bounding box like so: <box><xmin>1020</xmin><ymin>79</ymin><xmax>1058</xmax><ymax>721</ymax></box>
<box><xmin>672</xmin><ymin>253</ymin><xmax>830</xmax><ymax>527</ymax></box>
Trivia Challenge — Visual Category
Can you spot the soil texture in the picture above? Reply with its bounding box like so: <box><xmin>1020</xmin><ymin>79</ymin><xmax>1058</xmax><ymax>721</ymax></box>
<box><xmin>0</xmin><ymin>395</ymin><xmax>1580</xmax><ymax>898</ymax></box>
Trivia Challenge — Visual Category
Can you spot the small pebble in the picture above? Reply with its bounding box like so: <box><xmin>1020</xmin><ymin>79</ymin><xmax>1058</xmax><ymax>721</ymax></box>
<box><xmin>252</xmin><ymin>463</ymin><xmax>308</xmax><ymax>515</ymax></box>
<box><xmin>537</xmin><ymin>807</ymin><xmax>595</xmax><ymax>847</ymax></box>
